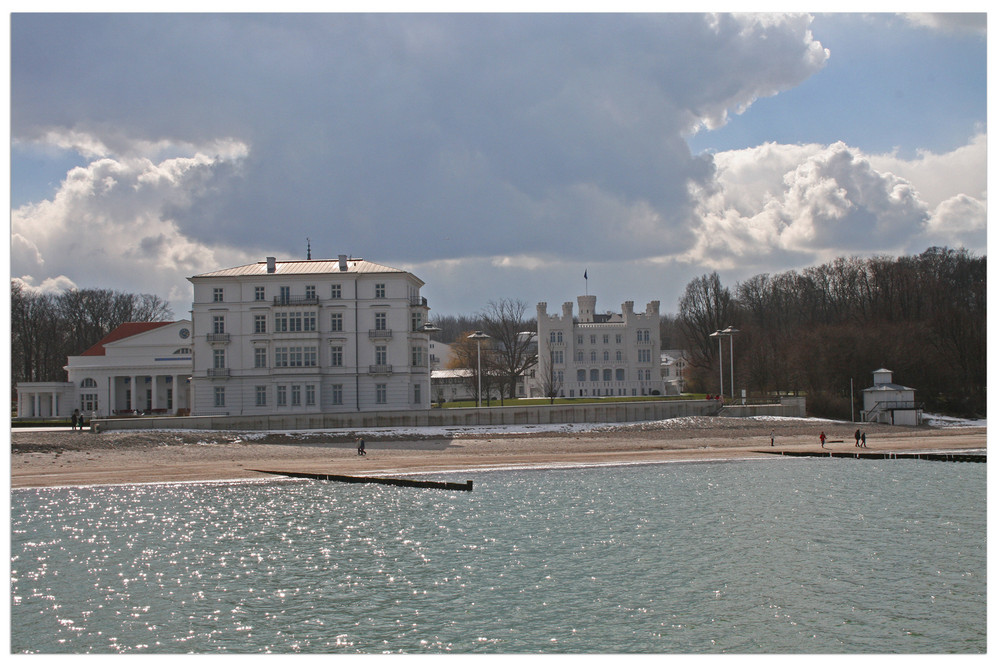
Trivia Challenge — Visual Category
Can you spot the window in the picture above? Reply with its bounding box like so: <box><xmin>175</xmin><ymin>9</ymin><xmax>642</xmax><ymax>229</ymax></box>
<box><xmin>557</xmin><ymin>331</ymin><xmax>563</xmax><ymax>343</ymax></box>
<box><xmin>305</xmin><ymin>285</ymin><xmax>316</xmax><ymax>299</ymax></box>
<box><xmin>277</xmin><ymin>385</ymin><xmax>287</xmax><ymax>406</ymax></box>
<box><xmin>291</xmin><ymin>385</ymin><xmax>301</xmax><ymax>406</ymax></box>
<box><xmin>616</xmin><ymin>334</ymin><xmax>622</xmax><ymax>344</ymax></box>
<box><xmin>590</xmin><ymin>350</ymin><xmax>597</xmax><ymax>362</ymax></box>
<box><xmin>274</xmin><ymin>346</ymin><xmax>318</xmax><ymax>367</ymax></box>
<box><xmin>80</xmin><ymin>394</ymin><xmax>98</xmax><ymax>412</ymax></box>
<box><xmin>254</xmin><ymin>348</ymin><xmax>267</xmax><ymax>368</ymax></box>
<box><xmin>331</xmin><ymin>284</ymin><xmax>342</xmax><ymax>299</ymax></box>
<box><xmin>590</xmin><ymin>335</ymin><xmax>597</xmax><ymax>344</ymax></box>
<box><xmin>412</xmin><ymin>346</ymin><xmax>424</xmax><ymax>366</ymax></box>
<box><xmin>603</xmin><ymin>369</ymin><xmax>612</xmax><ymax>381</ymax></box>
<box><xmin>81</xmin><ymin>378</ymin><xmax>97</xmax><ymax>388</ymax></box>
<box><xmin>212</xmin><ymin>315</ymin><xmax>225</xmax><ymax>334</ymax></box>
<box><xmin>414</xmin><ymin>383</ymin><xmax>421</xmax><ymax>405</ymax></box>
<box><xmin>552</xmin><ymin>350</ymin><xmax>564</xmax><ymax>364</ymax></box>
<box><xmin>330</xmin><ymin>346</ymin><xmax>343</xmax><ymax>367</ymax></box>
<box><xmin>331</xmin><ymin>384</ymin><xmax>343</xmax><ymax>405</ymax></box>
<box><xmin>213</xmin><ymin>287</ymin><xmax>224</xmax><ymax>302</ymax></box>
<box><xmin>254</xmin><ymin>286</ymin><xmax>265</xmax><ymax>301</ymax></box>
<box><xmin>575</xmin><ymin>350</ymin><xmax>584</xmax><ymax>362</ymax></box>
<box><xmin>376</xmin><ymin>383</ymin><xmax>387</xmax><ymax>404</ymax></box>
<box><xmin>616</xmin><ymin>350</ymin><xmax>622</xmax><ymax>362</ymax></box>
<box><xmin>274</xmin><ymin>311</ymin><xmax>316</xmax><ymax>332</ymax></box>
<box><xmin>603</xmin><ymin>350</ymin><xmax>609</xmax><ymax>361</ymax></box>
<box><xmin>577</xmin><ymin>335</ymin><xmax>583</xmax><ymax>345</ymax></box>
<box><xmin>254</xmin><ymin>314</ymin><xmax>267</xmax><ymax>333</ymax></box>
<box><xmin>214</xmin><ymin>386</ymin><xmax>226</xmax><ymax>407</ymax></box>
<box><xmin>279</xmin><ymin>286</ymin><xmax>290</xmax><ymax>304</ymax></box>
<box><xmin>411</xmin><ymin>311</ymin><xmax>423</xmax><ymax>332</ymax></box>
<box><xmin>213</xmin><ymin>348</ymin><xmax>225</xmax><ymax>369</ymax></box>
<box><xmin>255</xmin><ymin>386</ymin><xmax>267</xmax><ymax>407</ymax></box>
<box><xmin>638</xmin><ymin>349</ymin><xmax>651</xmax><ymax>363</ymax></box>
<box><xmin>306</xmin><ymin>384</ymin><xmax>316</xmax><ymax>406</ymax></box>
<box><xmin>577</xmin><ymin>369</ymin><xmax>586</xmax><ymax>382</ymax></box>
<box><xmin>616</xmin><ymin>368</ymin><xmax>625</xmax><ymax>381</ymax></box>
<box><xmin>330</xmin><ymin>312</ymin><xmax>343</xmax><ymax>332</ymax></box>
<box><xmin>375</xmin><ymin>312</ymin><xmax>387</xmax><ymax>330</ymax></box>
<box><xmin>603</xmin><ymin>334</ymin><xmax>609</xmax><ymax>344</ymax></box>
<box><xmin>590</xmin><ymin>369</ymin><xmax>599</xmax><ymax>381</ymax></box>
<box><xmin>549</xmin><ymin>331</ymin><xmax>557</xmax><ymax>343</ymax></box>
<box><xmin>375</xmin><ymin>283</ymin><xmax>386</xmax><ymax>298</ymax></box>
<box><xmin>375</xmin><ymin>345</ymin><xmax>387</xmax><ymax>365</ymax></box>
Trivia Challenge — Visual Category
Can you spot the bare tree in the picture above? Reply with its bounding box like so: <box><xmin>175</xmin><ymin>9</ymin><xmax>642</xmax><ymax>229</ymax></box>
<box><xmin>479</xmin><ymin>298</ymin><xmax>537</xmax><ymax>400</ymax></box>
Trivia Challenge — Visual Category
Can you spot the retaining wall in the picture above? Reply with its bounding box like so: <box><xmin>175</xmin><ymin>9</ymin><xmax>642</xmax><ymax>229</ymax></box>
<box><xmin>94</xmin><ymin>399</ymin><xmax>730</xmax><ymax>432</ymax></box>
<box><xmin>719</xmin><ymin>397</ymin><xmax>807</xmax><ymax>418</ymax></box>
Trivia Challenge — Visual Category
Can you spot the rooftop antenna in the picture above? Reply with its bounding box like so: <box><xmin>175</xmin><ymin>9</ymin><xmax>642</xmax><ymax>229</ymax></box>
<box><xmin>307</xmin><ymin>237</ymin><xmax>312</xmax><ymax>260</ymax></box>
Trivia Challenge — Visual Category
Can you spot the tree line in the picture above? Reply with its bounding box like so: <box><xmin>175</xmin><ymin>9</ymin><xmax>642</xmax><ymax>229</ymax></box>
<box><xmin>676</xmin><ymin>247</ymin><xmax>986</xmax><ymax>418</ymax></box>
<box><xmin>11</xmin><ymin>281</ymin><xmax>173</xmax><ymax>389</ymax></box>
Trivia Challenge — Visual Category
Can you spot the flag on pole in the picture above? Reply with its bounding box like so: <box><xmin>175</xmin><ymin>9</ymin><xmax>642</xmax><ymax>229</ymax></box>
<box><xmin>584</xmin><ymin>269</ymin><xmax>588</xmax><ymax>280</ymax></box>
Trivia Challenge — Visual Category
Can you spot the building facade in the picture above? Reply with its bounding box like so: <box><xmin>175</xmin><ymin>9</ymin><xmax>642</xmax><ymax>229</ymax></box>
<box><xmin>535</xmin><ymin>296</ymin><xmax>662</xmax><ymax>399</ymax></box>
<box><xmin>16</xmin><ymin>321</ymin><xmax>193</xmax><ymax>419</ymax></box>
<box><xmin>188</xmin><ymin>255</ymin><xmax>432</xmax><ymax>415</ymax></box>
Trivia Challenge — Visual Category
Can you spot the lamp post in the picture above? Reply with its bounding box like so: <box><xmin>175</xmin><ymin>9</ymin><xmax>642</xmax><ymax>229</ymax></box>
<box><xmin>467</xmin><ymin>331</ymin><xmax>491</xmax><ymax>408</ymax></box>
<box><xmin>711</xmin><ymin>327</ymin><xmax>740</xmax><ymax>400</ymax></box>
<box><xmin>709</xmin><ymin>330</ymin><xmax>724</xmax><ymax>398</ymax></box>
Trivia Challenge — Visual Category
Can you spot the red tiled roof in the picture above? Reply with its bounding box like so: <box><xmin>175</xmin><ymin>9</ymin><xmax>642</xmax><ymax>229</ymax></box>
<box><xmin>80</xmin><ymin>322</ymin><xmax>174</xmax><ymax>356</ymax></box>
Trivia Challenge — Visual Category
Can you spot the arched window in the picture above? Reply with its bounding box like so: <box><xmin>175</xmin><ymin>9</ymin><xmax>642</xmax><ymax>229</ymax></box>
<box><xmin>80</xmin><ymin>378</ymin><xmax>97</xmax><ymax>388</ymax></box>
<box><xmin>173</xmin><ymin>347</ymin><xmax>192</xmax><ymax>354</ymax></box>
<box><xmin>577</xmin><ymin>369</ymin><xmax>586</xmax><ymax>382</ymax></box>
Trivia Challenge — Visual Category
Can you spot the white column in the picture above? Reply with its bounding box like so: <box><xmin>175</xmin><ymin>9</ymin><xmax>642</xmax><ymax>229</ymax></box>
<box><xmin>33</xmin><ymin>393</ymin><xmax>40</xmax><ymax>417</ymax></box>
<box><xmin>130</xmin><ymin>376</ymin><xmax>137</xmax><ymax>410</ymax></box>
<box><xmin>52</xmin><ymin>391</ymin><xmax>59</xmax><ymax>417</ymax></box>
<box><xmin>108</xmin><ymin>377</ymin><xmax>116</xmax><ymax>417</ymax></box>
<box><xmin>151</xmin><ymin>375</ymin><xmax>159</xmax><ymax>412</ymax></box>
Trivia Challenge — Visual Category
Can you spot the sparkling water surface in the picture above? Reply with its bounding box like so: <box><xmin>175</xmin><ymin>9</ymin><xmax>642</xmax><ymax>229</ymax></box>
<box><xmin>11</xmin><ymin>458</ymin><xmax>986</xmax><ymax>653</ymax></box>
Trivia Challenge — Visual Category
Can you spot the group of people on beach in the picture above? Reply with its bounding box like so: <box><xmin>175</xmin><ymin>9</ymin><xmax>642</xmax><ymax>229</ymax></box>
<box><xmin>70</xmin><ymin>409</ymin><xmax>86</xmax><ymax>432</ymax></box>
<box><xmin>818</xmin><ymin>429</ymin><xmax>867</xmax><ymax>448</ymax></box>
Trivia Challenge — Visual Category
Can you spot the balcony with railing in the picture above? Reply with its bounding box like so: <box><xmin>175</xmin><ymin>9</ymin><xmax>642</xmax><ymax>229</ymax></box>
<box><xmin>369</xmin><ymin>364</ymin><xmax>393</xmax><ymax>375</ymax></box>
<box><xmin>368</xmin><ymin>328</ymin><xmax>393</xmax><ymax>339</ymax></box>
<box><xmin>207</xmin><ymin>368</ymin><xmax>231</xmax><ymax>378</ymax></box>
<box><xmin>206</xmin><ymin>333</ymin><xmax>230</xmax><ymax>343</ymax></box>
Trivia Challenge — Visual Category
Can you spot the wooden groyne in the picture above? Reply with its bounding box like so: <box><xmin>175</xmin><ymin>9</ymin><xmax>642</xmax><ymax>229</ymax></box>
<box><xmin>757</xmin><ymin>450</ymin><xmax>985</xmax><ymax>463</ymax></box>
<box><xmin>251</xmin><ymin>469</ymin><xmax>474</xmax><ymax>491</ymax></box>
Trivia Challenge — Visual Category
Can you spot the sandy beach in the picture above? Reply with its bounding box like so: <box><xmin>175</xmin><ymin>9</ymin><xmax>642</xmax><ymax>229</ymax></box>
<box><xmin>9</xmin><ymin>416</ymin><xmax>986</xmax><ymax>489</ymax></box>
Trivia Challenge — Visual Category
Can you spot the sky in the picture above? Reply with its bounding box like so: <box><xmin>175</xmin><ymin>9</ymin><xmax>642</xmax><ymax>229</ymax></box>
<box><xmin>7</xmin><ymin>10</ymin><xmax>989</xmax><ymax>321</ymax></box>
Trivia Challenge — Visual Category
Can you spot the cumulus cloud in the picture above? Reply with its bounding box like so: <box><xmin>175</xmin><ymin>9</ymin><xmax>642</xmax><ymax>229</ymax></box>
<box><xmin>10</xmin><ymin>134</ymin><xmax>260</xmax><ymax>311</ymax></box>
<box><xmin>682</xmin><ymin>134</ymin><xmax>986</xmax><ymax>272</ymax></box>
<box><xmin>903</xmin><ymin>13</ymin><xmax>987</xmax><ymax>35</ymax></box>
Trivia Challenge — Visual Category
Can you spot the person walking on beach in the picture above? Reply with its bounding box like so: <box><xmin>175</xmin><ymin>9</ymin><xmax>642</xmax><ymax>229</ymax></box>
<box><xmin>770</xmin><ymin>430</ymin><xmax>775</xmax><ymax>447</ymax></box>
<box><xmin>819</xmin><ymin>431</ymin><xmax>827</xmax><ymax>448</ymax></box>
<box><xmin>72</xmin><ymin>409</ymin><xmax>80</xmax><ymax>432</ymax></box>
<box><xmin>855</xmin><ymin>429</ymin><xmax>861</xmax><ymax>447</ymax></box>
<box><xmin>861</xmin><ymin>432</ymin><xmax>867</xmax><ymax>448</ymax></box>
<box><xmin>357</xmin><ymin>437</ymin><xmax>366</xmax><ymax>456</ymax></box>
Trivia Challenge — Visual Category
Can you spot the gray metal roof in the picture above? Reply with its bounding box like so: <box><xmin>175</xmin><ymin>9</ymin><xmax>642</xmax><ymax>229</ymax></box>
<box><xmin>190</xmin><ymin>258</ymin><xmax>422</xmax><ymax>284</ymax></box>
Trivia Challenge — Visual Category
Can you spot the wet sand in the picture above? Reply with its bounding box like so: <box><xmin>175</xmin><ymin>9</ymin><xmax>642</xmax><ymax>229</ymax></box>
<box><xmin>9</xmin><ymin>417</ymin><xmax>987</xmax><ymax>489</ymax></box>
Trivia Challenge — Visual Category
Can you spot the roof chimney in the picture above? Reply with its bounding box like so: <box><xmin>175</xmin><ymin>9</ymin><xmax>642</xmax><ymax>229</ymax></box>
<box><xmin>338</xmin><ymin>254</ymin><xmax>348</xmax><ymax>271</ymax></box>
<box><xmin>266</xmin><ymin>257</ymin><xmax>276</xmax><ymax>273</ymax></box>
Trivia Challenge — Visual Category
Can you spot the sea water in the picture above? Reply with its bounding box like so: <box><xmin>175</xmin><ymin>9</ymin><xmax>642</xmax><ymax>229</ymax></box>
<box><xmin>10</xmin><ymin>457</ymin><xmax>986</xmax><ymax>653</ymax></box>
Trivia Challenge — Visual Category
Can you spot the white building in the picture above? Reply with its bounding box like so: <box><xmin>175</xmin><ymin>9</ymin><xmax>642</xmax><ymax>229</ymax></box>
<box><xmin>535</xmin><ymin>296</ymin><xmax>662</xmax><ymax>399</ymax></box>
<box><xmin>188</xmin><ymin>255</ymin><xmax>432</xmax><ymax>415</ymax></box>
<box><xmin>862</xmin><ymin>368</ymin><xmax>923</xmax><ymax>426</ymax></box>
<box><xmin>16</xmin><ymin>321</ymin><xmax>193</xmax><ymax>419</ymax></box>
<box><xmin>660</xmin><ymin>349</ymin><xmax>688</xmax><ymax>395</ymax></box>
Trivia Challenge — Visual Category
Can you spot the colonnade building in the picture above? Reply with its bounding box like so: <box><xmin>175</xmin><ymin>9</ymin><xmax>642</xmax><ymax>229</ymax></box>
<box><xmin>535</xmin><ymin>296</ymin><xmax>662</xmax><ymax>399</ymax></box>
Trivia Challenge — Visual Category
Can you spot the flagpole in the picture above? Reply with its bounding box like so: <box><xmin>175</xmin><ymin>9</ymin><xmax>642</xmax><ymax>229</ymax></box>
<box><xmin>584</xmin><ymin>269</ymin><xmax>588</xmax><ymax>295</ymax></box>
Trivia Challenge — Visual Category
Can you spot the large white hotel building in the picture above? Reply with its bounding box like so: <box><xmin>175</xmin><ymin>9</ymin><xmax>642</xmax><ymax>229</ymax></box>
<box><xmin>188</xmin><ymin>255</ymin><xmax>432</xmax><ymax>415</ymax></box>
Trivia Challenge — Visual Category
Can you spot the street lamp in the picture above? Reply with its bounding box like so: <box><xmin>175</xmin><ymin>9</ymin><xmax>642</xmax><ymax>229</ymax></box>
<box><xmin>709</xmin><ymin>330</ymin><xmax>724</xmax><ymax>398</ymax></box>
<box><xmin>467</xmin><ymin>331</ymin><xmax>491</xmax><ymax>408</ymax></box>
<box><xmin>711</xmin><ymin>326</ymin><xmax>740</xmax><ymax>400</ymax></box>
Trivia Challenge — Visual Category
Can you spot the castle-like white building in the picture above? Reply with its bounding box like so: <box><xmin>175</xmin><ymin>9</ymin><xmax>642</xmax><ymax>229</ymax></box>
<box><xmin>188</xmin><ymin>255</ymin><xmax>432</xmax><ymax>415</ymax></box>
<box><xmin>535</xmin><ymin>296</ymin><xmax>662</xmax><ymax>399</ymax></box>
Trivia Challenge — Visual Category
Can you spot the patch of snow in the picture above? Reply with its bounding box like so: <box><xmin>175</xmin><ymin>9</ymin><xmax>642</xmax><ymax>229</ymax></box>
<box><xmin>923</xmin><ymin>413</ymin><xmax>986</xmax><ymax>428</ymax></box>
